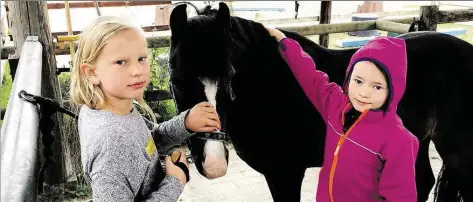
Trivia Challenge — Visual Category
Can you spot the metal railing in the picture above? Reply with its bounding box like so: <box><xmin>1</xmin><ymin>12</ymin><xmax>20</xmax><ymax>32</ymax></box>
<box><xmin>1</xmin><ymin>36</ymin><xmax>43</xmax><ymax>202</ymax></box>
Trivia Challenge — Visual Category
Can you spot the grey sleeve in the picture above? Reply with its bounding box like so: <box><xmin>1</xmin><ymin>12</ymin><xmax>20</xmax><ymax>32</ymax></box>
<box><xmin>88</xmin><ymin>127</ymin><xmax>184</xmax><ymax>202</ymax></box>
<box><xmin>144</xmin><ymin>176</ymin><xmax>184</xmax><ymax>201</ymax></box>
<box><xmin>90</xmin><ymin>169</ymin><xmax>135</xmax><ymax>201</ymax></box>
<box><xmin>91</xmin><ymin>171</ymin><xmax>184</xmax><ymax>202</ymax></box>
<box><xmin>152</xmin><ymin>110</ymin><xmax>195</xmax><ymax>153</ymax></box>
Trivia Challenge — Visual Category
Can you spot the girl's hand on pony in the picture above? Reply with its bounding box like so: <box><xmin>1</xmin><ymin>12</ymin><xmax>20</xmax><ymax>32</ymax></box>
<box><xmin>265</xmin><ymin>26</ymin><xmax>287</xmax><ymax>42</ymax></box>
<box><xmin>185</xmin><ymin>102</ymin><xmax>221</xmax><ymax>133</ymax></box>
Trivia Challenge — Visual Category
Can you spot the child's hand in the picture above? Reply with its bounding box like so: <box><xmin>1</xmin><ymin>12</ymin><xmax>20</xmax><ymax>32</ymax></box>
<box><xmin>265</xmin><ymin>26</ymin><xmax>286</xmax><ymax>42</ymax></box>
<box><xmin>165</xmin><ymin>150</ymin><xmax>189</xmax><ymax>185</ymax></box>
<box><xmin>185</xmin><ymin>102</ymin><xmax>221</xmax><ymax>132</ymax></box>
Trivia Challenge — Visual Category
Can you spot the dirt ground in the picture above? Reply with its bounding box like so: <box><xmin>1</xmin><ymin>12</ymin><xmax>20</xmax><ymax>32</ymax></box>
<box><xmin>177</xmin><ymin>142</ymin><xmax>442</xmax><ymax>202</ymax></box>
<box><xmin>60</xmin><ymin>141</ymin><xmax>443</xmax><ymax>202</ymax></box>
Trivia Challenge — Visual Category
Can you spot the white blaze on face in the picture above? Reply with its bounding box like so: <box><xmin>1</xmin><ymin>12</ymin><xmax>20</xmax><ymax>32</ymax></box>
<box><xmin>200</xmin><ymin>78</ymin><xmax>228</xmax><ymax>179</ymax></box>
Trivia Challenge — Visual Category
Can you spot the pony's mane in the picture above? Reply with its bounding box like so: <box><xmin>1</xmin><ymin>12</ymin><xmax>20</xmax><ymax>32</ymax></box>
<box><xmin>171</xmin><ymin>3</ymin><xmax>222</xmax><ymax>28</ymax></box>
<box><xmin>197</xmin><ymin>5</ymin><xmax>219</xmax><ymax>16</ymax></box>
<box><xmin>183</xmin><ymin>3</ymin><xmax>335</xmax><ymax>75</ymax></box>
<box><xmin>191</xmin><ymin>4</ymin><xmax>329</xmax><ymax>56</ymax></box>
<box><xmin>185</xmin><ymin>5</ymin><xmax>253</xmax><ymax>65</ymax></box>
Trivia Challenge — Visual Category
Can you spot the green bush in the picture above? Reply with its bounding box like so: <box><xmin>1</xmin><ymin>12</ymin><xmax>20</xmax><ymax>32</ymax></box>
<box><xmin>1</xmin><ymin>62</ymin><xmax>12</xmax><ymax>109</ymax></box>
<box><xmin>58</xmin><ymin>73</ymin><xmax>71</xmax><ymax>101</ymax></box>
<box><xmin>147</xmin><ymin>47</ymin><xmax>177</xmax><ymax>122</ymax></box>
<box><xmin>0</xmin><ymin>62</ymin><xmax>12</xmax><ymax>127</ymax></box>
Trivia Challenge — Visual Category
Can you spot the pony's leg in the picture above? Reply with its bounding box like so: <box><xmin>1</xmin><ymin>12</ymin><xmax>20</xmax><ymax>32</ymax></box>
<box><xmin>416</xmin><ymin>137</ymin><xmax>436</xmax><ymax>202</ymax></box>
<box><xmin>401</xmin><ymin>116</ymin><xmax>435</xmax><ymax>202</ymax></box>
<box><xmin>263</xmin><ymin>168</ymin><xmax>306</xmax><ymax>202</ymax></box>
<box><xmin>434</xmin><ymin>162</ymin><xmax>473</xmax><ymax>202</ymax></box>
<box><xmin>432</xmin><ymin>133</ymin><xmax>473</xmax><ymax>202</ymax></box>
<box><xmin>456</xmin><ymin>160</ymin><xmax>473</xmax><ymax>202</ymax></box>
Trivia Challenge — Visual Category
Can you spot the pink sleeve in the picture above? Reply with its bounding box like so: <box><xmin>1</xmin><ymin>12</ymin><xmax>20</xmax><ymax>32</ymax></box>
<box><xmin>378</xmin><ymin>131</ymin><xmax>419</xmax><ymax>202</ymax></box>
<box><xmin>278</xmin><ymin>38</ymin><xmax>346</xmax><ymax>120</ymax></box>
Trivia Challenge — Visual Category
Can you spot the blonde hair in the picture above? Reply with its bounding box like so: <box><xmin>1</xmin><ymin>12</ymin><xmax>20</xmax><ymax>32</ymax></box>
<box><xmin>70</xmin><ymin>16</ymin><xmax>157</xmax><ymax>123</ymax></box>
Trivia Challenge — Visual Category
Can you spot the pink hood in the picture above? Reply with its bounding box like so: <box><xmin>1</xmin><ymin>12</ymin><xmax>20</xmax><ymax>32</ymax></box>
<box><xmin>343</xmin><ymin>36</ymin><xmax>408</xmax><ymax>116</ymax></box>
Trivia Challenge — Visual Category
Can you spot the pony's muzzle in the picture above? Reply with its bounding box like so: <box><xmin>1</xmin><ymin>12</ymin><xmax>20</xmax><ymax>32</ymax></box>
<box><xmin>202</xmin><ymin>140</ymin><xmax>228</xmax><ymax>179</ymax></box>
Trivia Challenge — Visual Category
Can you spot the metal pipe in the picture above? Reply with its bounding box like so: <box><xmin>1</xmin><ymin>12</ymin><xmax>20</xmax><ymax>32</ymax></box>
<box><xmin>1</xmin><ymin>36</ymin><xmax>42</xmax><ymax>202</ymax></box>
<box><xmin>64</xmin><ymin>1</ymin><xmax>75</xmax><ymax>63</ymax></box>
<box><xmin>94</xmin><ymin>1</ymin><xmax>101</xmax><ymax>16</ymax></box>
<box><xmin>56</xmin><ymin>35</ymin><xmax>79</xmax><ymax>42</ymax></box>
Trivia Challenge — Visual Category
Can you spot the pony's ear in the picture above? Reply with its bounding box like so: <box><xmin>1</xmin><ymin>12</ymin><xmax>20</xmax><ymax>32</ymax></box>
<box><xmin>170</xmin><ymin>4</ymin><xmax>188</xmax><ymax>40</ymax></box>
<box><xmin>216</xmin><ymin>2</ymin><xmax>231</xmax><ymax>29</ymax></box>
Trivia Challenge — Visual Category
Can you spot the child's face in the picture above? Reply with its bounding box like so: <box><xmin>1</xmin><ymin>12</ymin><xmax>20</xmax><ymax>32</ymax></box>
<box><xmin>347</xmin><ymin>61</ymin><xmax>389</xmax><ymax>112</ymax></box>
<box><xmin>85</xmin><ymin>28</ymin><xmax>150</xmax><ymax>103</ymax></box>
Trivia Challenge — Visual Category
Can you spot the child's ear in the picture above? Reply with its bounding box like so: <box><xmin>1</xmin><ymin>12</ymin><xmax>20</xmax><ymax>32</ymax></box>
<box><xmin>80</xmin><ymin>63</ymin><xmax>101</xmax><ymax>85</ymax></box>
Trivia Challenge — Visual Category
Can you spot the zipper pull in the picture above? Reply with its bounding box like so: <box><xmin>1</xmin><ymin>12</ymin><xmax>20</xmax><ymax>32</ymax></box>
<box><xmin>334</xmin><ymin>137</ymin><xmax>344</xmax><ymax>156</ymax></box>
<box><xmin>334</xmin><ymin>145</ymin><xmax>340</xmax><ymax>155</ymax></box>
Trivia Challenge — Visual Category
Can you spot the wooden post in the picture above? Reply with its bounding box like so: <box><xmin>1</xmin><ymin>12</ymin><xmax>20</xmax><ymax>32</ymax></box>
<box><xmin>6</xmin><ymin>1</ymin><xmax>72</xmax><ymax>184</ymax></box>
<box><xmin>420</xmin><ymin>5</ymin><xmax>439</xmax><ymax>31</ymax></box>
<box><xmin>319</xmin><ymin>1</ymin><xmax>332</xmax><ymax>48</ymax></box>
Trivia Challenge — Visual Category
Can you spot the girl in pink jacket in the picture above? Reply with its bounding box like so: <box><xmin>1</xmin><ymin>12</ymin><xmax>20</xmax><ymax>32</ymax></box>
<box><xmin>266</xmin><ymin>28</ymin><xmax>420</xmax><ymax>202</ymax></box>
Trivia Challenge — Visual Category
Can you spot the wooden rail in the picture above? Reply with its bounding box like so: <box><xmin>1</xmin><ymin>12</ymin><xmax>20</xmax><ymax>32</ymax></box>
<box><xmin>1</xmin><ymin>16</ymin><xmax>415</xmax><ymax>59</ymax></box>
<box><xmin>437</xmin><ymin>8</ymin><xmax>473</xmax><ymax>23</ymax></box>
<box><xmin>255</xmin><ymin>10</ymin><xmax>419</xmax><ymax>25</ymax></box>
<box><xmin>282</xmin><ymin>17</ymin><xmax>414</xmax><ymax>36</ymax></box>
<box><xmin>376</xmin><ymin>20</ymin><xmax>411</xmax><ymax>34</ymax></box>
<box><xmin>2</xmin><ymin>6</ymin><xmax>473</xmax><ymax>60</ymax></box>
<box><xmin>51</xmin><ymin>25</ymin><xmax>170</xmax><ymax>37</ymax></box>
<box><xmin>47</xmin><ymin>1</ymin><xmax>171</xmax><ymax>9</ymax></box>
<box><xmin>44</xmin><ymin>7</ymin><xmax>418</xmax><ymax>38</ymax></box>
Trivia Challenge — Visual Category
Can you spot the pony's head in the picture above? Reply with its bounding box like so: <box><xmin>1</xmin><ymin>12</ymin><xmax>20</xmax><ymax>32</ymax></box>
<box><xmin>169</xmin><ymin>2</ymin><xmax>234</xmax><ymax>179</ymax></box>
<box><xmin>169</xmin><ymin>2</ymin><xmax>234</xmax><ymax>80</ymax></box>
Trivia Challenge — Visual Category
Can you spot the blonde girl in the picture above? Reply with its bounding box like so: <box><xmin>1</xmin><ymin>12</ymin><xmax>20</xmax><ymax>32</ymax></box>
<box><xmin>70</xmin><ymin>16</ymin><xmax>221</xmax><ymax>201</ymax></box>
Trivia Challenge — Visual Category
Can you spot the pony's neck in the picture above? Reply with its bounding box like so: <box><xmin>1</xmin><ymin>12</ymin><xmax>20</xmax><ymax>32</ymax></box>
<box><xmin>227</xmin><ymin>16</ymin><xmax>351</xmax><ymax>86</ymax></box>
<box><xmin>281</xmin><ymin>30</ymin><xmax>331</xmax><ymax>69</ymax></box>
<box><xmin>236</xmin><ymin>16</ymin><xmax>331</xmax><ymax>64</ymax></box>
<box><xmin>280</xmin><ymin>30</ymin><xmax>357</xmax><ymax>86</ymax></box>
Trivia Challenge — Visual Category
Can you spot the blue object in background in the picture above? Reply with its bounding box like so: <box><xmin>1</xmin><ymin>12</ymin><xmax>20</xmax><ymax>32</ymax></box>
<box><xmin>348</xmin><ymin>13</ymin><xmax>380</xmax><ymax>37</ymax></box>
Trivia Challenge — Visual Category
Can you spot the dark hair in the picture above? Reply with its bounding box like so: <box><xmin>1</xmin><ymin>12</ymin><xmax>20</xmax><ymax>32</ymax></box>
<box><xmin>344</xmin><ymin>59</ymin><xmax>392</xmax><ymax>113</ymax></box>
<box><xmin>372</xmin><ymin>62</ymin><xmax>391</xmax><ymax>113</ymax></box>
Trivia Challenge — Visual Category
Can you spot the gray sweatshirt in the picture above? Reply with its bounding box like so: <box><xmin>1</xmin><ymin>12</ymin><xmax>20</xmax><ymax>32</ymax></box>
<box><xmin>78</xmin><ymin>105</ymin><xmax>193</xmax><ymax>202</ymax></box>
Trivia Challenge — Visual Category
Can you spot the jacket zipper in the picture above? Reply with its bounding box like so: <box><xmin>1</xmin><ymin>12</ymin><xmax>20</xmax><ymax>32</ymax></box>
<box><xmin>328</xmin><ymin>104</ymin><xmax>368</xmax><ymax>202</ymax></box>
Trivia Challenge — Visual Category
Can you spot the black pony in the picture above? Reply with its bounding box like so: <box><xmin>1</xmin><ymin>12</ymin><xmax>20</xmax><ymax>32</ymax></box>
<box><xmin>168</xmin><ymin>2</ymin><xmax>473</xmax><ymax>202</ymax></box>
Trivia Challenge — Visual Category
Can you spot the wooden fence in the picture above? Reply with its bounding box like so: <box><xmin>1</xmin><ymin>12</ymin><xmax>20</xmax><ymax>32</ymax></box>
<box><xmin>0</xmin><ymin>16</ymin><xmax>417</xmax><ymax>58</ymax></box>
<box><xmin>2</xmin><ymin>5</ymin><xmax>473</xmax><ymax>59</ymax></box>
<box><xmin>4</xmin><ymin>5</ymin><xmax>472</xmax><ymax>102</ymax></box>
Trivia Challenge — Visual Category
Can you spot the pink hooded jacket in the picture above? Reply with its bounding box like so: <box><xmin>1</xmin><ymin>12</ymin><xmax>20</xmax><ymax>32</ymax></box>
<box><xmin>278</xmin><ymin>36</ymin><xmax>419</xmax><ymax>202</ymax></box>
